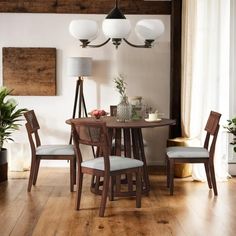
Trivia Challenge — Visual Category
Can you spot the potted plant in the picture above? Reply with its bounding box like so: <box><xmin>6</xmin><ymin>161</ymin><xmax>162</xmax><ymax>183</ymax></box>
<box><xmin>0</xmin><ymin>86</ymin><xmax>27</xmax><ymax>182</ymax></box>
<box><xmin>224</xmin><ymin>117</ymin><xmax>236</xmax><ymax>153</ymax></box>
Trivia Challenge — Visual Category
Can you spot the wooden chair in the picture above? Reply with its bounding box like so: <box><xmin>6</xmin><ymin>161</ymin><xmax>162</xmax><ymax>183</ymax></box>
<box><xmin>166</xmin><ymin>111</ymin><xmax>221</xmax><ymax>195</ymax></box>
<box><xmin>71</xmin><ymin>119</ymin><xmax>143</xmax><ymax>217</ymax></box>
<box><xmin>24</xmin><ymin>110</ymin><xmax>76</xmax><ymax>192</ymax></box>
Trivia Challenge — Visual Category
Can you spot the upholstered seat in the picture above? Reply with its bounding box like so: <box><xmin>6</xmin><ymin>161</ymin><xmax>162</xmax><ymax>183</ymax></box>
<box><xmin>166</xmin><ymin>147</ymin><xmax>209</xmax><ymax>158</ymax></box>
<box><xmin>166</xmin><ymin>111</ymin><xmax>221</xmax><ymax>196</ymax></box>
<box><xmin>36</xmin><ymin>145</ymin><xmax>74</xmax><ymax>155</ymax></box>
<box><xmin>81</xmin><ymin>156</ymin><xmax>143</xmax><ymax>171</ymax></box>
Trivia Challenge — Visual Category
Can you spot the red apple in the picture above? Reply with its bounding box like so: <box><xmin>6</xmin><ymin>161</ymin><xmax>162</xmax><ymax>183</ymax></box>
<box><xmin>91</xmin><ymin>109</ymin><xmax>107</xmax><ymax>118</ymax></box>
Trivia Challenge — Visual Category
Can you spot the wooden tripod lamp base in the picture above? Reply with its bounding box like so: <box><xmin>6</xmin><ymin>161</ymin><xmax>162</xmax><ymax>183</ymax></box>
<box><xmin>67</xmin><ymin>57</ymin><xmax>92</xmax><ymax>144</ymax></box>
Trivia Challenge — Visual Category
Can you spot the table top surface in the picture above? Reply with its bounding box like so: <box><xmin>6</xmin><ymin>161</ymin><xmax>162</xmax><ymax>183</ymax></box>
<box><xmin>66</xmin><ymin>116</ymin><xmax>176</xmax><ymax>129</ymax></box>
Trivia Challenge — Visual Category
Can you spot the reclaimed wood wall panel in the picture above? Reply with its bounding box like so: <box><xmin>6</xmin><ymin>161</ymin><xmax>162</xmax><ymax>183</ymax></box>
<box><xmin>0</xmin><ymin>0</ymin><xmax>171</xmax><ymax>14</ymax></box>
<box><xmin>3</xmin><ymin>47</ymin><xmax>56</xmax><ymax>96</ymax></box>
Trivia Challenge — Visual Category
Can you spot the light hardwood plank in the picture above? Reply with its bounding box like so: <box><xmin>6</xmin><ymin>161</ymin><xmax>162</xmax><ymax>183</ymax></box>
<box><xmin>0</xmin><ymin>168</ymin><xmax>235</xmax><ymax>236</ymax></box>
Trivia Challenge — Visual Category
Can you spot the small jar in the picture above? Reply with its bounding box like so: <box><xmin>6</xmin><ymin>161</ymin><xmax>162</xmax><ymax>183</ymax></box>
<box><xmin>130</xmin><ymin>96</ymin><xmax>143</xmax><ymax>120</ymax></box>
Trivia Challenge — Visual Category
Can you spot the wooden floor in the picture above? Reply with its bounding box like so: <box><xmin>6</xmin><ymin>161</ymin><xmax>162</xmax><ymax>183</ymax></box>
<box><xmin>0</xmin><ymin>167</ymin><xmax>236</xmax><ymax>236</ymax></box>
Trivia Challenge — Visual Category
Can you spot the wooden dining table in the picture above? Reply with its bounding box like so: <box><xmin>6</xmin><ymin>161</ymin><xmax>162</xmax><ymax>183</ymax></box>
<box><xmin>66</xmin><ymin>116</ymin><xmax>176</xmax><ymax>196</ymax></box>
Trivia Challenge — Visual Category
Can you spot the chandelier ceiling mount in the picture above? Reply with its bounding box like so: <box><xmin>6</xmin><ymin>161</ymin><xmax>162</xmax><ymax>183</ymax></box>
<box><xmin>69</xmin><ymin>0</ymin><xmax>165</xmax><ymax>49</ymax></box>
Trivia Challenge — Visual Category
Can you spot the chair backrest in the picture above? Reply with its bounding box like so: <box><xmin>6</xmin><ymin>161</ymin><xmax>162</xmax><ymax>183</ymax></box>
<box><xmin>24</xmin><ymin>110</ymin><xmax>41</xmax><ymax>151</ymax></box>
<box><xmin>110</xmin><ymin>105</ymin><xmax>117</xmax><ymax>117</ymax></box>
<box><xmin>71</xmin><ymin>120</ymin><xmax>110</xmax><ymax>165</ymax></box>
<box><xmin>203</xmin><ymin>111</ymin><xmax>221</xmax><ymax>160</ymax></box>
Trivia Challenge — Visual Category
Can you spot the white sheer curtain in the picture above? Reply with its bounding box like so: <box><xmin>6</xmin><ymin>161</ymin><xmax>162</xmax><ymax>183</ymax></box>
<box><xmin>181</xmin><ymin>0</ymin><xmax>230</xmax><ymax>181</ymax></box>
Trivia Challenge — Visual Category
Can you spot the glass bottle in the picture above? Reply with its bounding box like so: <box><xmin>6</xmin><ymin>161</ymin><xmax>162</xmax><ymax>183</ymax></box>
<box><xmin>130</xmin><ymin>96</ymin><xmax>143</xmax><ymax>120</ymax></box>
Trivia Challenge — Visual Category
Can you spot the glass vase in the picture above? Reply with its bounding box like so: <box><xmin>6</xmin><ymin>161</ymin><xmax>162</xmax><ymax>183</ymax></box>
<box><xmin>117</xmin><ymin>96</ymin><xmax>131</xmax><ymax>122</ymax></box>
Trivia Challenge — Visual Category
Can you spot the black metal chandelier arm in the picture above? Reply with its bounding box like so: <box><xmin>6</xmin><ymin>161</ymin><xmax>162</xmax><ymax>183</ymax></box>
<box><xmin>123</xmin><ymin>38</ymin><xmax>155</xmax><ymax>48</ymax></box>
<box><xmin>80</xmin><ymin>38</ymin><xmax>111</xmax><ymax>48</ymax></box>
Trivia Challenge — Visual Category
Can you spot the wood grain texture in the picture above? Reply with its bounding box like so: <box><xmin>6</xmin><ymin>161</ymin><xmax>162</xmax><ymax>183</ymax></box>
<box><xmin>3</xmin><ymin>47</ymin><xmax>56</xmax><ymax>96</ymax></box>
<box><xmin>169</xmin><ymin>0</ymin><xmax>182</xmax><ymax>138</ymax></box>
<box><xmin>0</xmin><ymin>167</ymin><xmax>235</xmax><ymax>236</ymax></box>
<box><xmin>0</xmin><ymin>0</ymin><xmax>171</xmax><ymax>14</ymax></box>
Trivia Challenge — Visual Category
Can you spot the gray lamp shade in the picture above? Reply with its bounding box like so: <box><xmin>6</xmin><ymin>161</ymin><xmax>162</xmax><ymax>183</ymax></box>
<box><xmin>67</xmin><ymin>57</ymin><xmax>92</xmax><ymax>77</ymax></box>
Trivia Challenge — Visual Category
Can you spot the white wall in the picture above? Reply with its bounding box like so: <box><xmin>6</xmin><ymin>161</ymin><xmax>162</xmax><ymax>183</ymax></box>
<box><xmin>0</xmin><ymin>13</ymin><xmax>170</xmax><ymax>168</ymax></box>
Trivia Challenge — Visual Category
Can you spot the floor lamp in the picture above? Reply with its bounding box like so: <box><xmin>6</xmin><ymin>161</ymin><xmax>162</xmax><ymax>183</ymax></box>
<box><xmin>67</xmin><ymin>57</ymin><xmax>92</xmax><ymax>144</ymax></box>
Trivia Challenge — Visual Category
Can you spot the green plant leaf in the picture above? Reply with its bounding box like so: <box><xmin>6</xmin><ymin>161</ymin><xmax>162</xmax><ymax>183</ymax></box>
<box><xmin>114</xmin><ymin>75</ymin><xmax>127</xmax><ymax>97</ymax></box>
<box><xmin>0</xmin><ymin>86</ymin><xmax>27</xmax><ymax>148</ymax></box>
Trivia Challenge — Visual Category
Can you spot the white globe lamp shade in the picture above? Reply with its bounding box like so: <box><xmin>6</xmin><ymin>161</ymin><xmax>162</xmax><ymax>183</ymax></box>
<box><xmin>102</xmin><ymin>19</ymin><xmax>131</xmax><ymax>39</ymax></box>
<box><xmin>69</xmin><ymin>20</ymin><xmax>99</xmax><ymax>41</ymax></box>
<box><xmin>135</xmin><ymin>19</ymin><xmax>165</xmax><ymax>41</ymax></box>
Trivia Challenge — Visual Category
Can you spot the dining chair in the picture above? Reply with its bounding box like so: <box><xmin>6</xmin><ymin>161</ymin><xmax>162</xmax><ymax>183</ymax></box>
<box><xmin>24</xmin><ymin>110</ymin><xmax>76</xmax><ymax>192</ymax></box>
<box><xmin>166</xmin><ymin>111</ymin><xmax>221</xmax><ymax>195</ymax></box>
<box><xmin>71</xmin><ymin>119</ymin><xmax>143</xmax><ymax>217</ymax></box>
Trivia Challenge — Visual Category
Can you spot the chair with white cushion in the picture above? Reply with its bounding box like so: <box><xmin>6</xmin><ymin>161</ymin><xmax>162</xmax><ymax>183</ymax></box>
<box><xmin>71</xmin><ymin>119</ymin><xmax>143</xmax><ymax>217</ymax></box>
<box><xmin>166</xmin><ymin>111</ymin><xmax>221</xmax><ymax>195</ymax></box>
<box><xmin>24</xmin><ymin>110</ymin><xmax>76</xmax><ymax>192</ymax></box>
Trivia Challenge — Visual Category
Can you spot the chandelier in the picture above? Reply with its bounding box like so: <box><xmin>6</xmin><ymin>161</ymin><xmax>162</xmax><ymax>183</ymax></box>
<box><xmin>69</xmin><ymin>0</ymin><xmax>165</xmax><ymax>49</ymax></box>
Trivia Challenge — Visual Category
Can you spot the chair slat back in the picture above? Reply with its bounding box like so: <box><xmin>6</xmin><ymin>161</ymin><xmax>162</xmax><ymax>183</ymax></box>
<box><xmin>24</xmin><ymin>110</ymin><xmax>40</xmax><ymax>131</ymax></box>
<box><xmin>24</xmin><ymin>110</ymin><xmax>41</xmax><ymax>147</ymax></box>
<box><xmin>204</xmin><ymin>111</ymin><xmax>221</xmax><ymax>135</ymax></box>
<box><xmin>71</xmin><ymin>120</ymin><xmax>110</xmax><ymax>164</ymax></box>
<box><xmin>72</xmin><ymin>121</ymin><xmax>107</xmax><ymax>146</ymax></box>
<box><xmin>203</xmin><ymin>111</ymin><xmax>221</xmax><ymax>159</ymax></box>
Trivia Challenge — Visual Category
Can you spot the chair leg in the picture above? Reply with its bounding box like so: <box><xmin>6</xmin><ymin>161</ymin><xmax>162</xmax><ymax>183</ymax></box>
<box><xmin>109</xmin><ymin>176</ymin><xmax>115</xmax><ymax>201</ymax></box>
<box><xmin>209</xmin><ymin>162</ymin><xmax>218</xmax><ymax>196</ymax></box>
<box><xmin>99</xmin><ymin>174</ymin><xmax>109</xmax><ymax>217</ymax></box>
<box><xmin>136</xmin><ymin>168</ymin><xmax>142</xmax><ymax>208</ymax></box>
<box><xmin>75</xmin><ymin>172</ymin><xmax>83</xmax><ymax>210</ymax></box>
<box><xmin>169</xmin><ymin>159</ymin><xmax>175</xmax><ymax>195</ymax></box>
<box><xmin>33</xmin><ymin>158</ymin><xmax>40</xmax><ymax>185</ymax></box>
<box><xmin>28</xmin><ymin>157</ymin><xmax>36</xmax><ymax>192</ymax></box>
<box><xmin>70</xmin><ymin>158</ymin><xmax>76</xmax><ymax>192</ymax></box>
<box><xmin>73</xmin><ymin>157</ymin><xmax>76</xmax><ymax>185</ymax></box>
<box><xmin>127</xmin><ymin>173</ymin><xmax>133</xmax><ymax>193</ymax></box>
<box><xmin>204</xmin><ymin>162</ymin><xmax>212</xmax><ymax>189</ymax></box>
<box><xmin>95</xmin><ymin>176</ymin><xmax>101</xmax><ymax>192</ymax></box>
<box><xmin>166</xmin><ymin>156</ymin><xmax>170</xmax><ymax>188</ymax></box>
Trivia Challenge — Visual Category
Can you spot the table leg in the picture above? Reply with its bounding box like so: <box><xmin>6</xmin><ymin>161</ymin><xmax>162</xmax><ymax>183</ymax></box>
<box><xmin>131</xmin><ymin>128</ymin><xmax>150</xmax><ymax>193</ymax></box>
<box><xmin>114</xmin><ymin>128</ymin><xmax>122</xmax><ymax>156</ymax></box>
<box><xmin>124</xmin><ymin>128</ymin><xmax>133</xmax><ymax>192</ymax></box>
<box><xmin>114</xmin><ymin>128</ymin><xmax>122</xmax><ymax>194</ymax></box>
<box><xmin>137</xmin><ymin>128</ymin><xmax>150</xmax><ymax>192</ymax></box>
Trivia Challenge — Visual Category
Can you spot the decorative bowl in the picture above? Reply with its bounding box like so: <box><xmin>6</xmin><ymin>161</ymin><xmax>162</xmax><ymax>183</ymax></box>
<box><xmin>89</xmin><ymin>109</ymin><xmax>108</xmax><ymax>119</ymax></box>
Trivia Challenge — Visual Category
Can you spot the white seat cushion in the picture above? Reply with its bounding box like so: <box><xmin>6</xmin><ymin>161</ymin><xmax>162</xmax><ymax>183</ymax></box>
<box><xmin>166</xmin><ymin>146</ymin><xmax>209</xmax><ymax>158</ymax></box>
<box><xmin>36</xmin><ymin>145</ymin><xmax>74</xmax><ymax>155</ymax></box>
<box><xmin>81</xmin><ymin>156</ymin><xmax>143</xmax><ymax>171</ymax></box>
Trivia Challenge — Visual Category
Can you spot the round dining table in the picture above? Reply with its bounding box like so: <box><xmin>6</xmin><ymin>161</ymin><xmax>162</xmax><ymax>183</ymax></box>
<box><xmin>66</xmin><ymin>116</ymin><xmax>176</xmax><ymax>196</ymax></box>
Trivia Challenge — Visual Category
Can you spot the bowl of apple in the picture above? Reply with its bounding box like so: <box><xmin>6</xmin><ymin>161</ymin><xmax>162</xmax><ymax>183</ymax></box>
<box><xmin>89</xmin><ymin>109</ymin><xmax>108</xmax><ymax>119</ymax></box>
